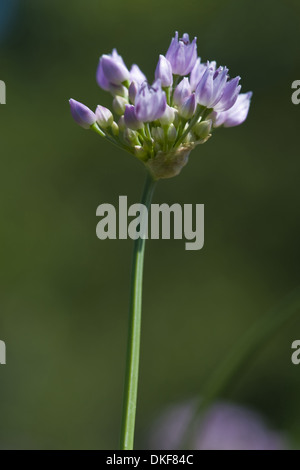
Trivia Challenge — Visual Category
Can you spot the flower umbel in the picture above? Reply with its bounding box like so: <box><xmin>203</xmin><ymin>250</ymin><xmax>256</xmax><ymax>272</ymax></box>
<box><xmin>70</xmin><ymin>32</ymin><xmax>252</xmax><ymax>180</ymax></box>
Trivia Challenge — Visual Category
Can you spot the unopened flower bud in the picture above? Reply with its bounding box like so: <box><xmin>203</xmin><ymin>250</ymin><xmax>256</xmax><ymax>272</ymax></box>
<box><xmin>95</xmin><ymin>105</ymin><xmax>114</xmax><ymax>128</ymax></box>
<box><xmin>184</xmin><ymin>132</ymin><xmax>194</xmax><ymax>143</ymax></box>
<box><xmin>152</xmin><ymin>126</ymin><xmax>165</xmax><ymax>144</ymax></box>
<box><xmin>173</xmin><ymin>108</ymin><xmax>180</xmax><ymax>127</ymax></box>
<box><xmin>69</xmin><ymin>99</ymin><xmax>96</xmax><ymax>129</ymax></box>
<box><xmin>124</xmin><ymin>105</ymin><xmax>144</xmax><ymax>130</ymax></box>
<box><xmin>123</xmin><ymin>128</ymin><xmax>140</xmax><ymax>146</ymax></box>
<box><xmin>118</xmin><ymin>115</ymin><xmax>126</xmax><ymax>131</ymax></box>
<box><xmin>113</xmin><ymin>96</ymin><xmax>128</xmax><ymax>115</ymax></box>
<box><xmin>135</xmin><ymin>79</ymin><xmax>167</xmax><ymax>122</ymax></box>
<box><xmin>193</xmin><ymin>119</ymin><xmax>212</xmax><ymax>139</ymax></box>
<box><xmin>99</xmin><ymin>50</ymin><xmax>130</xmax><ymax>86</ymax></box>
<box><xmin>129</xmin><ymin>81</ymin><xmax>139</xmax><ymax>104</ymax></box>
<box><xmin>178</xmin><ymin>93</ymin><xmax>196</xmax><ymax>119</ymax></box>
<box><xmin>155</xmin><ymin>55</ymin><xmax>173</xmax><ymax>87</ymax></box>
<box><xmin>167</xmin><ymin>123</ymin><xmax>177</xmax><ymax>142</ymax></box>
<box><xmin>159</xmin><ymin>105</ymin><xmax>175</xmax><ymax>127</ymax></box>
<box><xmin>109</xmin><ymin>83</ymin><xmax>128</xmax><ymax>98</ymax></box>
<box><xmin>173</xmin><ymin>78</ymin><xmax>191</xmax><ymax>107</ymax></box>
<box><xmin>111</xmin><ymin>121</ymin><xmax>119</xmax><ymax>136</ymax></box>
<box><xmin>134</xmin><ymin>145</ymin><xmax>147</xmax><ymax>160</ymax></box>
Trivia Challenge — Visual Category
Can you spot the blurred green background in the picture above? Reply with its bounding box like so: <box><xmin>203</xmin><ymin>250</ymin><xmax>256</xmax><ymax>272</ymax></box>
<box><xmin>0</xmin><ymin>0</ymin><xmax>300</xmax><ymax>449</ymax></box>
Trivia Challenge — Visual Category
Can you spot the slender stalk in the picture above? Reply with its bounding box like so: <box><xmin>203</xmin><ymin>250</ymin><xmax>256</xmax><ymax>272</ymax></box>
<box><xmin>171</xmin><ymin>75</ymin><xmax>180</xmax><ymax>105</ymax></box>
<box><xmin>174</xmin><ymin>105</ymin><xmax>204</xmax><ymax>148</ymax></box>
<box><xmin>164</xmin><ymin>86</ymin><xmax>171</xmax><ymax>106</ymax></box>
<box><xmin>120</xmin><ymin>171</ymin><xmax>157</xmax><ymax>450</ymax></box>
<box><xmin>91</xmin><ymin>123</ymin><xmax>134</xmax><ymax>154</ymax></box>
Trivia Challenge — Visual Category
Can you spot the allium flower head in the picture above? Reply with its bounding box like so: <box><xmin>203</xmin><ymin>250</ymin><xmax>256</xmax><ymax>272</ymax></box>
<box><xmin>70</xmin><ymin>32</ymin><xmax>252</xmax><ymax>180</ymax></box>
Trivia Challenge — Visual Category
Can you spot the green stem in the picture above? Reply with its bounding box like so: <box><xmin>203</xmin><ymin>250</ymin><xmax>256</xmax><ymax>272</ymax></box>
<box><xmin>171</xmin><ymin>75</ymin><xmax>180</xmax><ymax>106</ymax></box>
<box><xmin>91</xmin><ymin>123</ymin><xmax>134</xmax><ymax>154</ymax></box>
<box><xmin>174</xmin><ymin>105</ymin><xmax>204</xmax><ymax>148</ymax></box>
<box><xmin>120</xmin><ymin>171</ymin><xmax>157</xmax><ymax>450</ymax></box>
<box><xmin>163</xmin><ymin>86</ymin><xmax>171</xmax><ymax>106</ymax></box>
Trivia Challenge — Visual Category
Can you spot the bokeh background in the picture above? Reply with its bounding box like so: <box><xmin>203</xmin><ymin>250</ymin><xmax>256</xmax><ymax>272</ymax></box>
<box><xmin>0</xmin><ymin>0</ymin><xmax>300</xmax><ymax>449</ymax></box>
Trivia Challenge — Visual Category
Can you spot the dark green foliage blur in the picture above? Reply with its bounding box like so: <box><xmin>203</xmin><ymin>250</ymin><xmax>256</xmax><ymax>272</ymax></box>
<box><xmin>0</xmin><ymin>0</ymin><xmax>300</xmax><ymax>449</ymax></box>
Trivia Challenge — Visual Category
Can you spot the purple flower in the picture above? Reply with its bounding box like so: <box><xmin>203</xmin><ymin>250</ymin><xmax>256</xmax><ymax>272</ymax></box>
<box><xmin>124</xmin><ymin>104</ymin><xmax>143</xmax><ymax>130</ymax></box>
<box><xmin>166</xmin><ymin>31</ymin><xmax>197</xmax><ymax>76</ymax></box>
<box><xmin>96</xmin><ymin>61</ymin><xmax>110</xmax><ymax>91</ymax></box>
<box><xmin>178</xmin><ymin>93</ymin><xmax>196</xmax><ymax>119</ymax></box>
<box><xmin>190</xmin><ymin>59</ymin><xmax>216</xmax><ymax>91</ymax></box>
<box><xmin>97</xmin><ymin>49</ymin><xmax>130</xmax><ymax>89</ymax></box>
<box><xmin>69</xmin><ymin>99</ymin><xmax>96</xmax><ymax>129</ymax></box>
<box><xmin>173</xmin><ymin>77</ymin><xmax>191</xmax><ymax>107</ymax></box>
<box><xmin>155</xmin><ymin>55</ymin><xmax>173</xmax><ymax>87</ymax></box>
<box><xmin>210</xmin><ymin>92</ymin><xmax>252</xmax><ymax>128</ymax></box>
<box><xmin>214</xmin><ymin>76</ymin><xmax>241</xmax><ymax>112</ymax></box>
<box><xmin>130</xmin><ymin>64</ymin><xmax>147</xmax><ymax>85</ymax></box>
<box><xmin>135</xmin><ymin>79</ymin><xmax>167</xmax><ymax>122</ymax></box>
<box><xmin>128</xmin><ymin>66</ymin><xmax>147</xmax><ymax>104</ymax></box>
<box><xmin>195</xmin><ymin>65</ymin><xmax>239</xmax><ymax>111</ymax></box>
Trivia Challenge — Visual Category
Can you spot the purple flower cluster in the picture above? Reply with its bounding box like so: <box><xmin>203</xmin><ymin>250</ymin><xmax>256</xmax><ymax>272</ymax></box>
<box><xmin>69</xmin><ymin>32</ymin><xmax>252</xmax><ymax>179</ymax></box>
